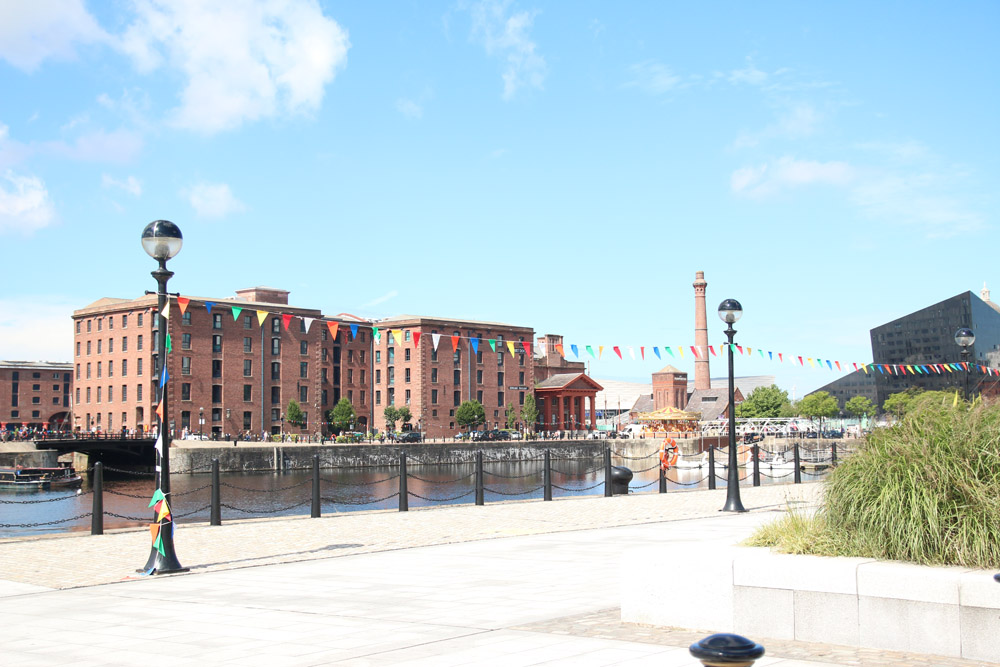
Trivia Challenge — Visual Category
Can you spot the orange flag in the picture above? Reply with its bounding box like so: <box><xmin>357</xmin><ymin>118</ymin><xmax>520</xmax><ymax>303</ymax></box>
<box><xmin>554</xmin><ymin>343</ymin><xmax>564</xmax><ymax>357</ymax></box>
<box><xmin>177</xmin><ymin>297</ymin><xmax>190</xmax><ymax>314</ymax></box>
<box><xmin>326</xmin><ymin>321</ymin><xmax>339</xmax><ymax>341</ymax></box>
<box><xmin>451</xmin><ymin>335</ymin><xmax>460</xmax><ymax>352</ymax></box>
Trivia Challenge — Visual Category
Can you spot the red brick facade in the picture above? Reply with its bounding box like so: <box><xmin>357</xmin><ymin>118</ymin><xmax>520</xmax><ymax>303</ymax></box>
<box><xmin>0</xmin><ymin>361</ymin><xmax>73</xmax><ymax>430</ymax></box>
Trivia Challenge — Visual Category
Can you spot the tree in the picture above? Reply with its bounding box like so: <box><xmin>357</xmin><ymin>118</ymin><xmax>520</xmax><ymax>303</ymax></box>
<box><xmin>455</xmin><ymin>400</ymin><xmax>486</xmax><ymax>431</ymax></box>
<box><xmin>505</xmin><ymin>402</ymin><xmax>518</xmax><ymax>430</ymax></box>
<box><xmin>521</xmin><ymin>393</ymin><xmax>539</xmax><ymax>432</ymax></box>
<box><xmin>796</xmin><ymin>391</ymin><xmax>839</xmax><ymax>431</ymax></box>
<box><xmin>735</xmin><ymin>385</ymin><xmax>791</xmax><ymax>418</ymax></box>
<box><xmin>285</xmin><ymin>400</ymin><xmax>305</xmax><ymax>428</ymax></box>
<box><xmin>844</xmin><ymin>395</ymin><xmax>876</xmax><ymax>421</ymax></box>
<box><xmin>327</xmin><ymin>398</ymin><xmax>355</xmax><ymax>434</ymax></box>
<box><xmin>382</xmin><ymin>406</ymin><xmax>400</xmax><ymax>433</ymax></box>
<box><xmin>883</xmin><ymin>388</ymin><xmax>923</xmax><ymax>419</ymax></box>
<box><xmin>396</xmin><ymin>405</ymin><xmax>412</xmax><ymax>429</ymax></box>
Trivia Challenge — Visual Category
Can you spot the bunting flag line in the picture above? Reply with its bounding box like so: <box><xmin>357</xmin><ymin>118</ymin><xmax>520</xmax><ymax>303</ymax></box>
<box><xmin>165</xmin><ymin>333</ymin><xmax>172</xmax><ymax>354</ymax></box>
<box><xmin>613</xmin><ymin>346</ymin><xmax>622</xmax><ymax>360</ymax></box>
<box><xmin>204</xmin><ymin>301</ymin><xmax>215</xmax><ymax>314</ymax></box>
<box><xmin>653</xmin><ymin>347</ymin><xmax>661</xmax><ymax>359</ymax></box>
<box><xmin>303</xmin><ymin>317</ymin><xmax>314</xmax><ymax>333</ymax></box>
<box><xmin>159</xmin><ymin>365</ymin><xmax>169</xmax><ymax>388</ymax></box>
<box><xmin>349</xmin><ymin>324</ymin><xmax>359</xmax><ymax>339</ymax></box>
<box><xmin>256</xmin><ymin>310</ymin><xmax>268</xmax><ymax>326</ymax></box>
<box><xmin>431</xmin><ymin>333</ymin><xmax>441</xmax><ymax>351</ymax></box>
<box><xmin>412</xmin><ymin>331</ymin><xmax>421</xmax><ymax>349</ymax></box>
<box><xmin>177</xmin><ymin>297</ymin><xmax>189</xmax><ymax>314</ymax></box>
<box><xmin>598</xmin><ymin>345</ymin><xmax>604</xmax><ymax>360</ymax></box>
<box><xmin>161</xmin><ymin>301</ymin><xmax>170</xmax><ymax>319</ymax></box>
<box><xmin>506</xmin><ymin>341</ymin><xmax>516</xmax><ymax>357</ymax></box>
<box><xmin>471</xmin><ymin>338</ymin><xmax>479</xmax><ymax>355</ymax></box>
<box><xmin>327</xmin><ymin>321</ymin><xmax>339</xmax><ymax>342</ymax></box>
<box><xmin>452</xmin><ymin>335</ymin><xmax>461</xmax><ymax>353</ymax></box>
<box><xmin>231</xmin><ymin>305</ymin><xmax>242</xmax><ymax>321</ymax></box>
<box><xmin>489</xmin><ymin>338</ymin><xmax>497</xmax><ymax>352</ymax></box>
<box><xmin>553</xmin><ymin>342</ymin><xmax>563</xmax><ymax>356</ymax></box>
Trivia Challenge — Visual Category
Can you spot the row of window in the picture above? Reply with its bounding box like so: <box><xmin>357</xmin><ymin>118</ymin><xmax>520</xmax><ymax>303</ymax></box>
<box><xmin>76</xmin><ymin>335</ymin><xmax>142</xmax><ymax>357</ymax></box>
<box><xmin>9</xmin><ymin>395</ymin><xmax>64</xmax><ymax>406</ymax></box>
<box><xmin>5</xmin><ymin>371</ymin><xmax>68</xmax><ymax>381</ymax></box>
<box><xmin>372</xmin><ymin>389</ymin><xmax>525</xmax><ymax>408</ymax></box>
<box><xmin>8</xmin><ymin>410</ymin><xmax>42</xmax><ymax>419</ymax></box>
<box><xmin>77</xmin><ymin>313</ymin><xmax>143</xmax><ymax>334</ymax></box>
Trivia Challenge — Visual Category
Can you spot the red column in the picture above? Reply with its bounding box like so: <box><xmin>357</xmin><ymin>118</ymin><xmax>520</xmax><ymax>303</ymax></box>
<box><xmin>557</xmin><ymin>395</ymin><xmax>565</xmax><ymax>430</ymax></box>
<box><xmin>589</xmin><ymin>395</ymin><xmax>596</xmax><ymax>429</ymax></box>
<box><xmin>543</xmin><ymin>395</ymin><xmax>551</xmax><ymax>430</ymax></box>
<box><xmin>576</xmin><ymin>395</ymin><xmax>584</xmax><ymax>432</ymax></box>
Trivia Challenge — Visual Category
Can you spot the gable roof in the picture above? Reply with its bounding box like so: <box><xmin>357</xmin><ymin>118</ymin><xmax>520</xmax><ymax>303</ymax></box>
<box><xmin>535</xmin><ymin>373</ymin><xmax>604</xmax><ymax>391</ymax></box>
<box><xmin>654</xmin><ymin>365</ymin><xmax>685</xmax><ymax>375</ymax></box>
<box><xmin>684</xmin><ymin>388</ymin><xmax>743</xmax><ymax>421</ymax></box>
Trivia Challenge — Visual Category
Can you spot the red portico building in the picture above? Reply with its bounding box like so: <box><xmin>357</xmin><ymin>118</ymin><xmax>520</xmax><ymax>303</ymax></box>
<box><xmin>534</xmin><ymin>373</ymin><xmax>603</xmax><ymax>433</ymax></box>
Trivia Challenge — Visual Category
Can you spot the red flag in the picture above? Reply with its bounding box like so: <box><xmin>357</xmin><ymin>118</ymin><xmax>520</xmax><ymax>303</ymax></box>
<box><xmin>852</xmin><ymin>362</ymin><xmax>858</xmax><ymax>370</ymax></box>
<box><xmin>326</xmin><ymin>321</ymin><xmax>339</xmax><ymax>341</ymax></box>
<box><xmin>835</xmin><ymin>361</ymin><xmax>841</xmax><ymax>371</ymax></box>
<box><xmin>737</xmin><ymin>345</ymin><xmax>744</xmax><ymax>355</ymax></box>
<box><xmin>522</xmin><ymin>341</ymin><xmax>531</xmax><ymax>356</ymax></box>
<box><xmin>640</xmin><ymin>346</ymin><xmax>645</xmax><ymax>360</ymax></box>
<box><xmin>451</xmin><ymin>335</ymin><xmax>459</xmax><ymax>353</ymax></box>
<box><xmin>778</xmin><ymin>353</ymin><xmax>783</xmax><ymax>362</ymax></box>
<box><xmin>900</xmin><ymin>366</ymin><xmax>907</xmax><ymax>375</ymax></box>
<box><xmin>282</xmin><ymin>314</ymin><xmax>292</xmax><ymax>330</ymax></box>
<box><xmin>177</xmin><ymin>297</ymin><xmax>190</xmax><ymax>314</ymax></box>
<box><xmin>690</xmin><ymin>346</ymin><xmax>699</xmax><ymax>357</ymax></box>
<box><xmin>797</xmin><ymin>356</ymin><xmax>803</xmax><ymax>366</ymax></box>
<box><xmin>709</xmin><ymin>346</ymin><xmax>717</xmax><ymax>357</ymax></box>
<box><xmin>412</xmin><ymin>331</ymin><xmax>421</xmax><ymax>348</ymax></box>
<box><xmin>613</xmin><ymin>346</ymin><xmax>622</xmax><ymax>359</ymax></box>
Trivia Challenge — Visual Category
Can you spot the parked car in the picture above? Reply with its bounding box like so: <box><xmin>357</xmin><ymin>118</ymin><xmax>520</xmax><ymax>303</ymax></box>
<box><xmin>398</xmin><ymin>431</ymin><xmax>422</xmax><ymax>443</ymax></box>
<box><xmin>507</xmin><ymin>430</ymin><xmax>522</xmax><ymax>440</ymax></box>
<box><xmin>471</xmin><ymin>431</ymin><xmax>489</xmax><ymax>442</ymax></box>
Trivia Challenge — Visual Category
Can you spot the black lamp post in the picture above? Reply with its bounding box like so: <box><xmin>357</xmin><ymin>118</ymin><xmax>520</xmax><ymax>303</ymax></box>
<box><xmin>139</xmin><ymin>219</ymin><xmax>187</xmax><ymax>574</ymax></box>
<box><xmin>719</xmin><ymin>298</ymin><xmax>746</xmax><ymax>513</ymax></box>
<box><xmin>955</xmin><ymin>327</ymin><xmax>975</xmax><ymax>401</ymax></box>
<box><xmin>199</xmin><ymin>406</ymin><xmax>204</xmax><ymax>438</ymax></box>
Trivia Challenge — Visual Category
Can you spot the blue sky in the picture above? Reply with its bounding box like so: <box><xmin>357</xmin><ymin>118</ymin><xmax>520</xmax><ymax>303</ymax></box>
<box><xmin>1</xmin><ymin>0</ymin><xmax>997</xmax><ymax>398</ymax></box>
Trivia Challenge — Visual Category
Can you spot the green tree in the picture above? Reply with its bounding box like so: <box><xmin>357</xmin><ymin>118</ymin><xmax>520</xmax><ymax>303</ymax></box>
<box><xmin>521</xmin><ymin>393</ymin><xmax>539</xmax><ymax>433</ymax></box>
<box><xmin>455</xmin><ymin>400</ymin><xmax>486</xmax><ymax>431</ymax></box>
<box><xmin>844</xmin><ymin>395</ymin><xmax>876</xmax><ymax>421</ymax></box>
<box><xmin>883</xmin><ymin>388</ymin><xmax>923</xmax><ymax>419</ymax></box>
<box><xmin>285</xmin><ymin>400</ymin><xmax>305</xmax><ymax>428</ymax></box>
<box><xmin>327</xmin><ymin>397</ymin><xmax>355</xmax><ymax>433</ymax></box>
<box><xmin>382</xmin><ymin>405</ymin><xmax>400</xmax><ymax>433</ymax></box>
<box><xmin>396</xmin><ymin>405</ymin><xmax>412</xmax><ymax>429</ymax></box>
<box><xmin>797</xmin><ymin>391</ymin><xmax>839</xmax><ymax>431</ymax></box>
<box><xmin>735</xmin><ymin>385</ymin><xmax>791</xmax><ymax>418</ymax></box>
<box><xmin>505</xmin><ymin>402</ymin><xmax>518</xmax><ymax>429</ymax></box>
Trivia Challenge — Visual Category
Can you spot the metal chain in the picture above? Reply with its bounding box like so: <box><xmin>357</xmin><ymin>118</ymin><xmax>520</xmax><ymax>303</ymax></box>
<box><xmin>0</xmin><ymin>512</ymin><xmax>94</xmax><ymax>528</ymax></box>
<box><xmin>408</xmin><ymin>471</ymin><xmax>477</xmax><ymax>484</ymax></box>
<box><xmin>101</xmin><ymin>466</ymin><xmax>155</xmax><ymax>476</ymax></box>
<box><xmin>670</xmin><ymin>475</ymin><xmax>709</xmax><ymax>486</ymax></box>
<box><xmin>482</xmin><ymin>468</ymin><xmax>540</xmax><ymax>479</ymax></box>
<box><xmin>408</xmin><ymin>489</ymin><xmax>476</xmax><ymax>502</ymax></box>
<box><xmin>103</xmin><ymin>489</ymin><xmax>152</xmax><ymax>499</ymax></box>
<box><xmin>0</xmin><ymin>492</ymin><xmax>91</xmax><ymax>504</ymax></box>
<box><xmin>550</xmin><ymin>464</ymin><xmax>604</xmax><ymax>476</ymax></box>
<box><xmin>715</xmin><ymin>472</ymin><xmax>751</xmax><ymax>482</ymax></box>
<box><xmin>552</xmin><ymin>481</ymin><xmax>604</xmax><ymax>492</ymax></box>
<box><xmin>630</xmin><ymin>479</ymin><xmax>659</xmax><ymax>489</ymax></box>
<box><xmin>322</xmin><ymin>492</ymin><xmax>400</xmax><ymax>505</ymax></box>
<box><xmin>172</xmin><ymin>484</ymin><xmax>212</xmax><ymax>497</ymax></box>
<box><xmin>759</xmin><ymin>469</ymin><xmax>796</xmax><ymax>479</ymax></box>
<box><xmin>483</xmin><ymin>485</ymin><xmax>544</xmax><ymax>496</ymax></box>
<box><xmin>631</xmin><ymin>463</ymin><xmax>661</xmax><ymax>474</ymax></box>
<box><xmin>105</xmin><ymin>511</ymin><xmax>150</xmax><ymax>521</ymax></box>
<box><xmin>174</xmin><ymin>504</ymin><xmax>212</xmax><ymax>518</ymax></box>
<box><xmin>220</xmin><ymin>500</ymin><xmax>312</xmax><ymax>514</ymax></box>
<box><xmin>321</xmin><ymin>474</ymin><xmax>399</xmax><ymax>486</ymax></box>
<box><xmin>610</xmin><ymin>450</ymin><xmax>658</xmax><ymax>460</ymax></box>
<box><xmin>220</xmin><ymin>478</ymin><xmax>311</xmax><ymax>492</ymax></box>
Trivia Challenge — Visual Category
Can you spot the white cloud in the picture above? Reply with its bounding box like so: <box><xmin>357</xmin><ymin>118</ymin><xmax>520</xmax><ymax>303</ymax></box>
<box><xmin>0</xmin><ymin>296</ymin><xmax>75</xmax><ymax>362</ymax></box>
<box><xmin>118</xmin><ymin>0</ymin><xmax>350</xmax><ymax>133</ymax></box>
<box><xmin>468</xmin><ymin>0</ymin><xmax>546</xmax><ymax>100</ymax></box>
<box><xmin>729</xmin><ymin>58</ymin><xmax>769</xmax><ymax>86</ymax></box>
<box><xmin>44</xmin><ymin>128</ymin><xmax>144</xmax><ymax>163</ymax></box>
<box><xmin>0</xmin><ymin>0</ymin><xmax>107</xmax><ymax>71</ymax></box>
<box><xmin>101</xmin><ymin>174</ymin><xmax>142</xmax><ymax>197</ymax></box>
<box><xmin>396</xmin><ymin>98</ymin><xmax>423</xmax><ymax>119</ymax></box>
<box><xmin>185</xmin><ymin>182</ymin><xmax>247</xmax><ymax>219</ymax></box>
<box><xmin>0</xmin><ymin>170</ymin><xmax>56</xmax><ymax>235</ymax></box>
<box><xmin>733</xmin><ymin>103</ymin><xmax>822</xmax><ymax>149</ymax></box>
<box><xmin>364</xmin><ymin>290</ymin><xmax>398</xmax><ymax>307</ymax></box>
<box><xmin>850</xmin><ymin>172</ymin><xmax>984</xmax><ymax>237</ymax></box>
<box><xmin>731</xmin><ymin>156</ymin><xmax>854</xmax><ymax>198</ymax></box>
<box><xmin>625</xmin><ymin>60</ymin><xmax>682</xmax><ymax>95</ymax></box>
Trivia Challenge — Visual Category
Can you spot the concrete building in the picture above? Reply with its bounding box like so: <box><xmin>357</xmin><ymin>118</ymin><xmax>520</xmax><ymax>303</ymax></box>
<box><xmin>533</xmin><ymin>334</ymin><xmax>585</xmax><ymax>384</ymax></box>
<box><xmin>0</xmin><ymin>361</ymin><xmax>73</xmax><ymax>431</ymax></box>
<box><xmin>370</xmin><ymin>315</ymin><xmax>536</xmax><ymax>438</ymax></box>
<box><xmin>72</xmin><ymin>288</ymin><xmax>372</xmax><ymax>437</ymax></box>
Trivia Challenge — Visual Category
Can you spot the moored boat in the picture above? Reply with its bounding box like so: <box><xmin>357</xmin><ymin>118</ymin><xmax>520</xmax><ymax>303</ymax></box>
<box><xmin>0</xmin><ymin>467</ymin><xmax>82</xmax><ymax>491</ymax></box>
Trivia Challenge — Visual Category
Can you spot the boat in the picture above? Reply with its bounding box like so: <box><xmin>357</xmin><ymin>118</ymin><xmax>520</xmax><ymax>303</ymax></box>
<box><xmin>673</xmin><ymin>452</ymin><xmax>710</xmax><ymax>470</ymax></box>
<box><xmin>0</xmin><ymin>467</ymin><xmax>83</xmax><ymax>491</ymax></box>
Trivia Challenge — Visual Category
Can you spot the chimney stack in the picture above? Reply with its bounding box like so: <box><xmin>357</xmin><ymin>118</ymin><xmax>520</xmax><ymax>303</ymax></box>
<box><xmin>693</xmin><ymin>271</ymin><xmax>710</xmax><ymax>390</ymax></box>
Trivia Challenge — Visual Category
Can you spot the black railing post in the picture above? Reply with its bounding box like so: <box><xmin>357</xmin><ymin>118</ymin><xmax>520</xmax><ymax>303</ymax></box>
<box><xmin>91</xmin><ymin>461</ymin><xmax>103</xmax><ymax>535</ymax></box>
<box><xmin>398</xmin><ymin>451</ymin><xmax>408</xmax><ymax>511</ymax></box>
<box><xmin>752</xmin><ymin>444</ymin><xmax>761</xmax><ymax>487</ymax></box>
<box><xmin>210</xmin><ymin>458</ymin><xmax>221</xmax><ymax>526</ymax></box>
<box><xmin>604</xmin><ymin>446</ymin><xmax>612</xmax><ymax>497</ymax></box>
<box><xmin>475</xmin><ymin>450</ymin><xmax>484</xmax><ymax>506</ymax></box>
<box><xmin>708</xmin><ymin>446</ymin><xmax>717</xmax><ymax>490</ymax></box>
<box><xmin>311</xmin><ymin>454</ymin><xmax>321</xmax><ymax>518</ymax></box>
<box><xmin>543</xmin><ymin>450</ymin><xmax>552</xmax><ymax>501</ymax></box>
<box><xmin>659</xmin><ymin>463</ymin><xmax>667</xmax><ymax>494</ymax></box>
<box><xmin>831</xmin><ymin>442</ymin><xmax>838</xmax><ymax>467</ymax></box>
<box><xmin>793</xmin><ymin>442</ymin><xmax>802</xmax><ymax>484</ymax></box>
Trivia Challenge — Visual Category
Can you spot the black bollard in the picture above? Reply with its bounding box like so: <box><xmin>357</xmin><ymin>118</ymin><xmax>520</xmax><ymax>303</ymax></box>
<box><xmin>690</xmin><ymin>633</ymin><xmax>765</xmax><ymax>666</ymax></box>
<box><xmin>831</xmin><ymin>442</ymin><xmax>838</xmax><ymax>467</ymax></box>
<box><xmin>475</xmin><ymin>450</ymin><xmax>484</xmax><ymax>506</ymax></box>
<box><xmin>91</xmin><ymin>461</ymin><xmax>103</xmax><ymax>535</ymax></box>
<box><xmin>210</xmin><ymin>458</ymin><xmax>221</xmax><ymax>526</ymax></box>
<box><xmin>610</xmin><ymin>466</ymin><xmax>633</xmax><ymax>495</ymax></box>
<box><xmin>604</xmin><ymin>447</ymin><xmax>612</xmax><ymax>497</ymax></box>
<box><xmin>398</xmin><ymin>451</ymin><xmax>408</xmax><ymax>512</ymax></box>
<box><xmin>543</xmin><ymin>450</ymin><xmax>552</xmax><ymax>501</ymax></box>
<box><xmin>708</xmin><ymin>447</ymin><xmax>716</xmax><ymax>490</ymax></box>
<box><xmin>752</xmin><ymin>444</ymin><xmax>760</xmax><ymax>487</ymax></box>
<box><xmin>311</xmin><ymin>454</ymin><xmax>321</xmax><ymax>518</ymax></box>
<box><xmin>659</xmin><ymin>463</ymin><xmax>667</xmax><ymax>494</ymax></box>
<box><xmin>793</xmin><ymin>442</ymin><xmax>802</xmax><ymax>484</ymax></box>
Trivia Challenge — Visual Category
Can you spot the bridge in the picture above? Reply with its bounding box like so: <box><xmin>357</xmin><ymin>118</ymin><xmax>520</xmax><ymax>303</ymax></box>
<box><xmin>33</xmin><ymin>433</ymin><xmax>155</xmax><ymax>463</ymax></box>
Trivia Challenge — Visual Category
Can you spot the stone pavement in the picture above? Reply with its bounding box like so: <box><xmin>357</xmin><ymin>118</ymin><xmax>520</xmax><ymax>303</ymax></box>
<box><xmin>0</xmin><ymin>483</ymin><xmax>994</xmax><ymax>666</ymax></box>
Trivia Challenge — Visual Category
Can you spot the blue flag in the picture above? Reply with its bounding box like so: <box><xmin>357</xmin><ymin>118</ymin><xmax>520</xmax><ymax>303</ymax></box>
<box><xmin>571</xmin><ymin>344</ymin><xmax>579</xmax><ymax>358</ymax></box>
<box><xmin>653</xmin><ymin>347</ymin><xmax>661</xmax><ymax>359</ymax></box>
<box><xmin>471</xmin><ymin>338</ymin><xmax>479</xmax><ymax>355</ymax></box>
<box><xmin>205</xmin><ymin>301</ymin><xmax>215</xmax><ymax>314</ymax></box>
<box><xmin>350</xmin><ymin>324</ymin><xmax>359</xmax><ymax>339</ymax></box>
<box><xmin>160</xmin><ymin>365</ymin><xmax>169</xmax><ymax>388</ymax></box>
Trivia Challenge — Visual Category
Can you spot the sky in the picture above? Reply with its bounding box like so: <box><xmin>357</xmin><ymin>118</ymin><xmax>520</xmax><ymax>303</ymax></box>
<box><xmin>1</xmin><ymin>0</ymin><xmax>997</xmax><ymax>399</ymax></box>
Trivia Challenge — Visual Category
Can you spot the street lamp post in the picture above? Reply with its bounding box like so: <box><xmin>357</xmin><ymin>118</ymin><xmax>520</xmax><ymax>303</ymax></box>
<box><xmin>719</xmin><ymin>299</ymin><xmax>747</xmax><ymax>513</ymax></box>
<box><xmin>199</xmin><ymin>407</ymin><xmax>204</xmax><ymax>438</ymax></box>
<box><xmin>955</xmin><ymin>327</ymin><xmax>975</xmax><ymax>400</ymax></box>
<box><xmin>139</xmin><ymin>219</ymin><xmax>187</xmax><ymax>574</ymax></box>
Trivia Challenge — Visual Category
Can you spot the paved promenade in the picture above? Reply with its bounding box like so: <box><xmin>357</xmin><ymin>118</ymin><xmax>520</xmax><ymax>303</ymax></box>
<box><xmin>1</xmin><ymin>483</ymin><xmax>993</xmax><ymax>666</ymax></box>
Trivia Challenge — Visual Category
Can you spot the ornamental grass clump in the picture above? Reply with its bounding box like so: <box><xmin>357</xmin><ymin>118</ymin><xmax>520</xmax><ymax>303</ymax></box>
<box><xmin>751</xmin><ymin>394</ymin><xmax>1000</xmax><ymax>568</ymax></box>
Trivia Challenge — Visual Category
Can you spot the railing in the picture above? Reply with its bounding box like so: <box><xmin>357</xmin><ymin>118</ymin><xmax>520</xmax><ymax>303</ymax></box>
<box><xmin>0</xmin><ymin>442</ymin><xmax>850</xmax><ymax>533</ymax></box>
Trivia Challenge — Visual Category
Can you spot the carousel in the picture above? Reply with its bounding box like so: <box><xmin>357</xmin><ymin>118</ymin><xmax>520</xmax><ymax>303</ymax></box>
<box><xmin>633</xmin><ymin>406</ymin><xmax>701</xmax><ymax>437</ymax></box>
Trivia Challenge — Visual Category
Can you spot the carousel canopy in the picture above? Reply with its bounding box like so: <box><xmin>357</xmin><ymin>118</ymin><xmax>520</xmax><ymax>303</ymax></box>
<box><xmin>635</xmin><ymin>406</ymin><xmax>701</xmax><ymax>422</ymax></box>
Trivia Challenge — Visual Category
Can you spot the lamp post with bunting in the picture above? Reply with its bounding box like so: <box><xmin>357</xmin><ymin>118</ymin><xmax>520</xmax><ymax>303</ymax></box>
<box><xmin>719</xmin><ymin>299</ymin><xmax>747</xmax><ymax>513</ymax></box>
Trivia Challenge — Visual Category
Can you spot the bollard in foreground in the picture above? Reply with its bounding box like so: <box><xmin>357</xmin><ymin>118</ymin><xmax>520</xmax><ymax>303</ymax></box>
<box><xmin>91</xmin><ymin>461</ymin><xmax>103</xmax><ymax>535</ymax></box>
<box><xmin>610</xmin><ymin>466</ymin><xmax>632</xmax><ymax>495</ymax></box>
<box><xmin>210</xmin><ymin>458</ymin><xmax>221</xmax><ymax>526</ymax></box>
<box><xmin>689</xmin><ymin>633</ymin><xmax>764</xmax><ymax>666</ymax></box>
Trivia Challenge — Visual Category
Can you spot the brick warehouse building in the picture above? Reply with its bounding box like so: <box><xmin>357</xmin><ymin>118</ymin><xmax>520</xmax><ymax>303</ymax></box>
<box><xmin>372</xmin><ymin>315</ymin><xmax>536</xmax><ymax>439</ymax></box>
<box><xmin>0</xmin><ymin>361</ymin><xmax>73</xmax><ymax>431</ymax></box>
<box><xmin>72</xmin><ymin>287</ymin><xmax>372</xmax><ymax>437</ymax></box>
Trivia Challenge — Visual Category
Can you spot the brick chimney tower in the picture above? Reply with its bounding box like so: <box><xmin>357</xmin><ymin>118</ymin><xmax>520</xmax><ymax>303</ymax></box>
<box><xmin>693</xmin><ymin>271</ymin><xmax>710</xmax><ymax>390</ymax></box>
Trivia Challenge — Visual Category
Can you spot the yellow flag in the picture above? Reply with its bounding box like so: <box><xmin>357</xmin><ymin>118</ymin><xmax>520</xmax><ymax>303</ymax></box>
<box><xmin>256</xmin><ymin>310</ymin><xmax>268</xmax><ymax>326</ymax></box>
<box><xmin>507</xmin><ymin>341</ymin><xmax>516</xmax><ymax>357</ymax></box>
<box><xmin>953</xmin><ymin>391</ymin><xmax>959</xmax><ymax>407</ymax></box>
<box><xmin>598</xmin><ymin>345</ymin><xmax>604</xmax><ymax>359</ymax></box>
<box><xmin>392</xmin><ymin>329</ymin><xmax>403</xmax><ymax>345</ymax></box>
<box><xmin>807</xmin><ymin>358</ymin><xmax>815</xmax><ymax>368</ymax></box>
<box><xmin>157</xmin><ymin>498</ymin><xmax>171</xmax><ymax>522</ymax></box>
<box><xmin>678</xmin><ymin>346</ymin><xmax>684</xmax><ymax>358</ymax></box>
